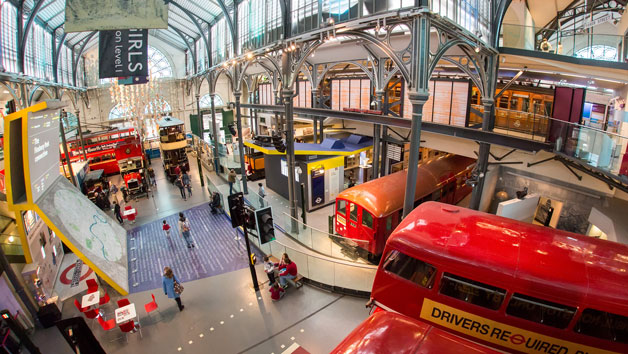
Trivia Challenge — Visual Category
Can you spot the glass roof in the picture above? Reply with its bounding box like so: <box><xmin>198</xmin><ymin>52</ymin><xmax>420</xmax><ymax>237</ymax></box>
<box><xmin>24</xmin><ymin>0</ymin><xmax>232</xmax><ymax>50</ymax></box>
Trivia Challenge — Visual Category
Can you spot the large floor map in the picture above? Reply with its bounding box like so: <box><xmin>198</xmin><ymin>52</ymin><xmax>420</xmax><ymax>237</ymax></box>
<box><xmin>37</xmin><ymin>177</ymin><xmax>128</xmax><ymax>293</ymax></box>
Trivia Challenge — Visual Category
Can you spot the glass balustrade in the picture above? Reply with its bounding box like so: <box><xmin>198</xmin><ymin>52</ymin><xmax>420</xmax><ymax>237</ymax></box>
<box><xmin>500</xmin><ymin>23</ymin><xmax>627</xmax><ymax>63</ymax></box>
<box><xmin>549</xmin><ymin>119</ymin><xmax>628</xmax><ymax>176</ymax></box>
<box><xmin>278</xmin><ymin>213</ymin><xmax>370</xmax><ymax>262</ymax></box>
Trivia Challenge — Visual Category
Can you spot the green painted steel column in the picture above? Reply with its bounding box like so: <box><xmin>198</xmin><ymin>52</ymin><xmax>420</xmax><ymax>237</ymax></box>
<box><xmin>210</xmin><ymin>93</ymin><xmax>220</xmax><ymax>173</ymax></box>
<box><xmin>234</xmin><ymin>91</ymin><xmax>248</xmax><ymax>194</ymax></box>
<box><xmin>402</xmin><ymin>15</ymin><xmax>431</xmax><ymax>219</ymax></box>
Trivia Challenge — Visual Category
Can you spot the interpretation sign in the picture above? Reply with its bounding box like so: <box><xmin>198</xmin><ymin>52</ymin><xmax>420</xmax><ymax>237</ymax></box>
<box><xmin>65</xmin><ymin>0</ymin><xmax>168</xmax><ymax>32</ymax></box>
<box><xmin>27</xmin><ymin>109</ymin><xmax>61</xmax><ymax>203</ymax></box>
<box><xmin>99</xmin><ymin>29</ymin><xmax>148</xmax><ymax>79</ymax></box>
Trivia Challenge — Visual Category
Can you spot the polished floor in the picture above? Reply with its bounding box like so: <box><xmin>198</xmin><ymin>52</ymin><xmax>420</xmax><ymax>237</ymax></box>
<box><xmin>31</xmin><ymin>266</ymin><xmax>369</xmax><ymax>354</ymax></box>
<box><xmin>28</xmin><ymin>156</ymin><xmax>371</xmax><ymax>353</ymax></box>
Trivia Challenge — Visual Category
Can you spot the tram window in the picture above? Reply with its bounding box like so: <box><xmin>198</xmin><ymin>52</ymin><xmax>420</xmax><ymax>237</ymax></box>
<box><xmin>499</xmin><ymin>95</ymin><xmax>509</xmax><ymax>109</ymax></box>
<box><xmin>509</xmin><ymin>97</ymin><xmax>518</xmax><ymax>110</ymax></box>
<box><xmin>506</xmin><ymin>293</ymin><xmax>576</xmax><ymax>329</ymax></box>
<box><xmin>574</xmin><ymin>309</ymin><xmax>628</xmax><ymax>344</ymax></box>
<box><xmin>521</xmin><ymin>98</ymin><xmax>530</xmax><ymax>113</ymax></box>
<box><xmin>386</xmin><ymin>216</ymin><xmax>392</xmax><ymax>231</ymax></box>
<box><xmin>439</xmin><ymin>273</ymin><xmax>506</xmax><ymax>310</ymax></box>
<box><xmin>544</xmin><ymin>102</ymin><xmax>553</xmax><ymax>116</ymax></box>
<box><xmin>337</xmin><ymin>200</ymin><xmax>346</xmax><ymax>214</ymax></box>
<box><xmin>383</xmin><ymin>250</ymin><xmax>436</xmax><ymax>288</ymax></box>
<box><xmin>349</xmin><ymin>203</ymin><xmax>358</xmax><ymax>222</ymax></box>
<box><xmin>362</xmin><ymin>211</ymin><xmax>373</xmax><ymax>229</ymax></box>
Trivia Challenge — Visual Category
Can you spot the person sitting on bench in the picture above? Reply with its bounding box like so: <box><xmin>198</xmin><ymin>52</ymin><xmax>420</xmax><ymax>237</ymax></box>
<box><xmin>209</xmin><ymin>192</ymin><xmax>221</xmax><ymax>214</ymax></box>
<box><xmin>275</xmin><ymin>253</ymin><xmax>297</xmax><ymax>288</ymax></box>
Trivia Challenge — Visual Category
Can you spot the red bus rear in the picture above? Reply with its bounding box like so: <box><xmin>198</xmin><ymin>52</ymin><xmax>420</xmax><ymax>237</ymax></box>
<box><xmin>370</xmin><ymin>202</ymin><xmax>628</xmax><ymax>354</ymax></box>
<box><xmin>331</xmin><ymin>311</ymin><xmax>501</xmax><ymax>354</ymax></box>
<box><xmin>63</xmin><ymin>128</ymin><xmax>137</xmax><ymax>174</ymax></box>
<box><xmin>335</xmin><ymin>155</ymin><xmax>475</xmax><ymax>258</ymax></box>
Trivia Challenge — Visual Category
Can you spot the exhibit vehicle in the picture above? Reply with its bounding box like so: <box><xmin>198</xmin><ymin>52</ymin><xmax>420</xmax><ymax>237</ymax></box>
<box><xmin>369</xmin><ymin>201</ymin><xmax>628</xmax><ymax>354</ymax></box>
<box><xmin>82</xmin><ymin>169</ymin><xmax>110</xmax><ymax>209</ymax></box>
<box><xmin>330</xmin><ymin>311</ymin><xmax>500</xmax><ymax>354</ymax></box>
<box><xmin>116</xmin><ymin>136</ymin><xmax>148</xmax><ymax>200</ymax></box>
<box><xmin>244</xmin><ymin>146</ymin><xmax>265</xmax><ymax>180</ymax></box>
<box><xmin>157</xmin><ymin>116</ymin><xmax>189</xmax><ymax>182</ymax></box>
<box><xmin>63</xmin><ymin>128</ymin><xmax>137</xmax><ymax>175</ymax></box>
<box><xmin>469</xmin><ymin>85</ymin><xmax>555</xmax><ymax>137</ymax></box>
<box><xmin>335</xmin><ymin>154</ymin><xmax>475</xmax><ymax>259</ymax></box>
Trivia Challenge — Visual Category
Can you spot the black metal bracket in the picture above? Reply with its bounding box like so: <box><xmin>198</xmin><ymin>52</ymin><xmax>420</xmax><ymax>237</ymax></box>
<box><xmin>559</xmin><ymin>160</ymin><xmax>583</xmax><ymax>181</ymax></box>
<box><xmin>527</xmin><ymin>156</ymin><xmax>555</xmax><ymax>167</ymax></box>
<box><xmin>490</xmin><ymin>148</ymin><xmax>517</xmax><ymax>161</ymax></box>
<box><xmin>488</xmin><ymin>161</ymin><xmax>523</xmax><ymax>165</ymax></box>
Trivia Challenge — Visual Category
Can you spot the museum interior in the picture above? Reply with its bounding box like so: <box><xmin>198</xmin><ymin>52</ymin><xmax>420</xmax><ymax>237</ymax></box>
<box><xmin>0</xmin><ymin>0</ymin><xmax>626</xmax><ymax>353</ymax></box>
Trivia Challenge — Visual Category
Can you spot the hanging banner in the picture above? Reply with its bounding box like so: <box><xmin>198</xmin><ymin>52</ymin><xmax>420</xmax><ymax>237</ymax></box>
<box><xmin>65</xmin><ymin>0</ymin><xmax>168</xmax><ymax>33</ymax></box>
<box><xmin>99</xmin><ymin>30</ymin><xmax>148</xmax><ymax>79</ymax></box>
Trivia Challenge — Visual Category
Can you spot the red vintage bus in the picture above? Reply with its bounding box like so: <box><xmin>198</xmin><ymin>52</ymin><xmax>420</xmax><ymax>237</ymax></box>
<box><xmin>335</xmin><ymin>154</ymin><xmax>475</xmax><ymax>259</ymax></box>
<box><xmin>331</xmin><ymin>311</ymin><xmax>501</xmax><ymax>353</ymax></box>
<box><xmin>370</xmin><ymin>201</ymin><xmax>628</xmax><ymax>354</ymax></box>
<box><xmin>64</xmin><ymin>128</ymin><xmax>137</xmax><ymax>174</ymax></box>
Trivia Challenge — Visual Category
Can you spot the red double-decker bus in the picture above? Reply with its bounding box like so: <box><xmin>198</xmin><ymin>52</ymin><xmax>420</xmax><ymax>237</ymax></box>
<box><xmin>369</xmin><ymin>202</ymin><xmax>628</xmax><ymax>354</ymax></box>
<box><xmin>63</xmin><ymin>128</ymin><xmax>137</xmax><ymax>175</ymax></box>
<box><xmin>331</xmin><ymin>311</ymin><xmax>501</xmax><ymax>353</ymax></box>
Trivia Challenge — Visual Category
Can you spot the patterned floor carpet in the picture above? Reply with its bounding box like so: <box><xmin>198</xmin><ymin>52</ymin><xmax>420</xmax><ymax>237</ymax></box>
<box><xmin>126</xmin><ymin>203</ymin><xmax>264</xmax><ymax>293</ymax></box>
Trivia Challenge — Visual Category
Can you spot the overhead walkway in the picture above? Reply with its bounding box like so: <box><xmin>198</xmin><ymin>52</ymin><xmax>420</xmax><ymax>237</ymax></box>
<box><xmin>243</xmin><ymin>103</ymin><xmax>628</xmax><ymax>194</ymax></box>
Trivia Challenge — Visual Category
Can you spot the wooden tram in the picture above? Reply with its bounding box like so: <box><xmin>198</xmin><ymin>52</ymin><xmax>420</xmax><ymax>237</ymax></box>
<box><xmin>335</xmin><ymin>154</ymin><xmax>475</xmax><ymax>260</ymax></box>
<box><xmin>63</xmin><ymin>128</ymin><xmax>137</xmax><ymax>175</ymax></box>
<box><xmin>469</xmin><ymin>85</ymin><xmax>555</xmax><ymax>137</ymax></box>
<box><xmin>368</xmin><ymin>202</ymin><xmax>628</xmax><ymax>354</ymax></box>
<box><xmin>157</xmin><ymin>116</ymin><xmax>189</xmax><ymax>182</ymax></box>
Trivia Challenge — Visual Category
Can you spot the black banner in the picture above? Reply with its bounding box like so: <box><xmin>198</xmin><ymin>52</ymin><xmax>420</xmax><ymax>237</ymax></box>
<box><xmin>99</xmin><ymin>29</ymin><xmax>148</xmax><ymax>79</ymax></box>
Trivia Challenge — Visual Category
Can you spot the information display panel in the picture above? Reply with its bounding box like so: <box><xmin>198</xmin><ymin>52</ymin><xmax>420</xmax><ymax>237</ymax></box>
<box><xmin>27</xmin><ymin>109</ymin><xmax>61</xmax><ymax>203</ymax></box>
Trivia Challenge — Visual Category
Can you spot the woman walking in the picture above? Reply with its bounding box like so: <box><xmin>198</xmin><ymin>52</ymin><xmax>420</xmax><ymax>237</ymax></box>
<box><xmin>162</xmin><ymin>267</ymin><xmax>184</xmax><ymax>311</ymax></box>
<box><xmin>178</xmin><ymin>212</ymin><xmax>195</xmax><ymax>248</ymax></box>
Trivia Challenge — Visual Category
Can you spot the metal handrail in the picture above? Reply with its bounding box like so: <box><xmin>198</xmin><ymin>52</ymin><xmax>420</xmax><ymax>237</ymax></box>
<box><xmin>281</xmin><ymin>212</ymin><xmax>370</xmax><ymax>247</ymax></box>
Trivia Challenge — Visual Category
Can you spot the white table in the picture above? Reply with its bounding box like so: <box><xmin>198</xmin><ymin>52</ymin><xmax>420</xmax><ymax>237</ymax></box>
<box><xmin>81</xmin><ymin>292</ymin><xmax>100</xmax><ymax>308</ymax></box>
<box><xmin>115</xmin><ymin>303</ymin><xmax>137</xmax><ymax>324</ymax></box>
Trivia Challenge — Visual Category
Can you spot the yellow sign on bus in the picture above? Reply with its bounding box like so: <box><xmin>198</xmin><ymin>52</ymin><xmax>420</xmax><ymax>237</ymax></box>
<box><xmin>420</xmin><ymin>298</ymin><xmax>619</xmax><ymax>354</ymax></box>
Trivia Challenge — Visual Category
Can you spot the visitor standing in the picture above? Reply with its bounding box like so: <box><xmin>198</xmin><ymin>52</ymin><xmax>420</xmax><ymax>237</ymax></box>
<box><xmin>162</xmin><ymin>267</ymin><xmax>184</xmax><ymax>311</ymax></box>
<box><xmin>163</xmin><ymin>220</ymin><xmax>171</xmax><ymax>238</ymax></box>
<box><xmin>178</xmin><ymin>212</ymin><xmax>194</xmax><ymax>248</ymax></box>
<box><xmin>148</xmin><ymin>167</ymin><xmax>157</xmax><ymax>187</ymax></box>
<box><xmin>182</xmin><ymin>171</ymin><xmax>192</xmax><ymax>197</ymax></box>
<box><xmin>174</xmin><ymin>164</ymin><xmax>181</xmax><ymax>177</ymax></box>
<box><xmin>228</xmin><ymin>169</ymin><xmax>237</xmax><ymax>195</ymax></box>
<box><xmin>258</xmin><ymin>183</ymin><xmax>266</xmax><ymax>207</ymax></box>
<box><xmin>263</xmin><ymin>256</ymin><xmax>275</xmax><ymax>285</ymax></box>
<box><xmin>113</xmin><ymin>201</ymin><xmax>123</xmax><ymax>224</ymax></box>
<box><xmin>175</xmin><ymin>175</ymin><xmax>186</xmax><ymax>200</ymax></box>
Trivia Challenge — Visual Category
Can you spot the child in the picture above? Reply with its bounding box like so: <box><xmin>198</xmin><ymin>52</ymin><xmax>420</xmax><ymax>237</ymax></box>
<box><xmin>263</xmin><ymin>256</ymin><xmax>275</xmax><ymax>285</ymax></box>
<box><xmin>163</xmin><ymin>220</ymin><xmax>171</xmax><ymax>237</ymax></box>
<box><xmin>269</xmin><ymin>281</ymin><xmax>285</xmax><ymax>301</ymax></box>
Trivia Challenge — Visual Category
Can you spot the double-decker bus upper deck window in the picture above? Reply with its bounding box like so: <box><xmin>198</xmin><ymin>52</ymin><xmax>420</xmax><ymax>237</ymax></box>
<box><xmin>349</xmin><ymin>203</ymin><xmax>358</xmax><ymax>222</ymax></box>
<box><xmin>362</xmin><ymin>210</ymin><xmax>373</xmax><ymax>229</ymax></box>
<box><xmin>574</xmin><ymin>308</ymin><xmax>628</xmax><ymax>343</ymax></box>
<box><xmin>383</xmin><ymin>250</ymin><xmax>436</xmax><ymax>288</ymax></box>
<box><xmin>337</xmin><ymin>200</ymin><xmax>345</xmax><ymax>214</ymax></box>
<box><xmin>506</xmin><ymin>293</ymin><xmax>576</xmax><ymax>329</ymax></box>
<box><xmin>439</xmin><ymin>273</ymin><xmax>506</xmax><ymax>310</ymax></box>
